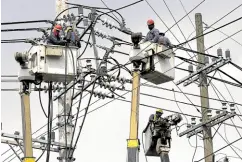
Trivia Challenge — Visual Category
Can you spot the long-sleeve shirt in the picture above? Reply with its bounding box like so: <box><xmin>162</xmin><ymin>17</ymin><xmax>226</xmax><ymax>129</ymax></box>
<box><xmin>158</xmin><ymin>36</ymin><xmax>172</xmax><ymax>47</ymax></box>
<box><xmin>47</xmin><ymin>32</ymin><xmax>66</xmax><ymax>46</ymax></box>
<box><xmin>143</xmin><ymin>28</ymin><xmax>160</xmax><ymax>43</ymax></box>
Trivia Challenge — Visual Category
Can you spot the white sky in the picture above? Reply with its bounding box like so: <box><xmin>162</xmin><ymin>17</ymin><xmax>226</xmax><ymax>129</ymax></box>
<box><xmin>1</xmin><ymin>0</ymin><xmax>242</xmax><ymax>162</ymax></box>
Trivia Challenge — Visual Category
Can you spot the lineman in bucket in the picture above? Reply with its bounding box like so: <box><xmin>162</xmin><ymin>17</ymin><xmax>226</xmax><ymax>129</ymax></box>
<box><xmin>148</xmin><ymin>108</ymin><xmax>172</xmax><ymax>147</ymax></box>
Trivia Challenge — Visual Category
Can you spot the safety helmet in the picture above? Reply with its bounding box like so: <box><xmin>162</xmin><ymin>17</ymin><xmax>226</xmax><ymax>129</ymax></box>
<box><xmin>147</xmin><ymin>19</ymin><xmax>154</xmax><ymax>25</ymax></box>
<box><xmin>54</xmin><ymin>24</ymin><xmax>62</xmax><ymax>31</ymax></box>
<box><xmin>156</xmin><ymin>108</ymin><xmax>163</xmax><ymax>114</ymax></box>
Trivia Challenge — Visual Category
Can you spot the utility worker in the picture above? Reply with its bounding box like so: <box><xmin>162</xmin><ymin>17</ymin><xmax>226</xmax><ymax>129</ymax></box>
<box><xmin>158</xmin><ymin>32</ymin><xmax>172</xmax><ymax>47</ymax></box>
<box><xmin>143</xmin><ymin>19</ymin><xmax>160</xmax><ymax>43</ymax></box>
<box><xmin>65</xmin><ymin>26</ymin><xmax>81</xmax><ymax>48</ymax></box>
<box><xmin>148</xmin><ymin>108</ymin><xmax>171</xmax><ymax>147</ymax></box>
<box><xmin>47</xmin><ymin>24</ymin><xmax>67</xmax><ymax>46</ymax></box>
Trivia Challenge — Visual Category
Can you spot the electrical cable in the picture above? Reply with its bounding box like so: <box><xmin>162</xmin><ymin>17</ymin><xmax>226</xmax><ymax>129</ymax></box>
<box><xmin>35</xmin><ymin>146</ymin><xmax>47</xmax><ymax>162</ymax></box>
<box><xmin>3</xmin><ymin>12</ymin><xmax>240</xmax><ymax>161</ymax></box>
<box><xmin>66</xmin><ymin>2</ymin><xmax>125</xmax><ymax>24</ymax></box>
<box><xmin>207</xmin><ymin>3</ymin><xmax>242</xmax><ymax>29</ymax></box>
<box><xmin>173</xmin><ymin>89</ymin><xmax>188</xmax><ymax>123</ymax></box>
<box><xmin>67</xmin><ymin>79</ymin><xmax>85</xmax><ymax>158</ymax></box>
<box><xmin>77</xmin><ymin>33</ymin><xmax>92</xmax><ymax>59</ymax></box>
<box><xmin>144</xmin><ymin>0</ymin><xmax>195</xmax><ymax>60</ymax></box>
<box><xmin>39</xmin><ymin>83</ymin><xmax>47</xmax><ymax>118</ymax></box>
<box><xmin>1</xmin><ymin>20</ymin><xmax>53</xmax><ymax>25</ymax></box>
<box><xmin>206</xmin><ymin>29</ymin><xmax>242</xmax><ymax>50</ymax></box>
<box><xmin>162</xmin><ymin>0</ymin><xmax>197</xmax><ymax>59</ymax></box>
<box><xmin>192</xmin><ymin>134</ymin><xmax>198</xmax><ymax>162</ymax></box>
<box><xmin>178</xmin><ymin>0</ymin><xmax>196</xmax><ymax>29</ymax></box>
<box><xmin>100</xmin><ymin>0</ymin><xmax>121</xmax><ymax>23</ymax></box>
<box><xmin>69</xmin><ymin>82</ymin><xmax>96</xmax><ymax>158</ymax></box>
<box><xmin>141</xmin><ymin>133</ymin><xmax>149</xmax><ymax>162</ymax></box>
<box><xmin>224</xmin><ymin>123</ymin><xmax>242</xmax><ymax>153</ymax></box>
<box><xmin>46</xmin><ymin>82</ymin><xmax>53</xmax><ymax>162</ymax></box>
<box><xmin>211</xmin><ymin>130</ymin><xmax>242</xmax><ymax>161</ymax></box>
<box><xmin>165</xmin><ymin>0</ymin><xmax>205</xmax><ymax>33</ymax></box>
<box><xmin>142</xmin><ymin>83</ymin><xmax>242</xmax><ymax>107</ymax></box>
<box><xmin>217</xmin><ymin>72</ymin><xmax>242</xmax><ymax>121</ymax></box>
<box><xmin>1</xmin><ymin>27</ymin><xmax>50</xmax><ymax>32</ymax></box>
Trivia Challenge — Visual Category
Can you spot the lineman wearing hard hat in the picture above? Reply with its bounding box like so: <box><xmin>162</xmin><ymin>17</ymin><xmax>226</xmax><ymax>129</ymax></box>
<box><xmin>47</xmin><ymin>24</ymin><xmax>67</xmax><ymax>46</ymax></box>
<box><xmin>148</xmin><ymin>108</ymin><xmax>170</xmax><ymax>147</ymax></box>
<box><xmin>65</xmin><ymin>26</ymin><xmax>81</xmax><ymax>48</ymax></box>
<box><xmin>158</xmin><ymin>32</ymin><xmax>172</xmax><ymax>47</ymax></box>
<box><xmin>143</xmin><ymin>19</ymin><xmax>160</xmax><ymax>43</ymax></box>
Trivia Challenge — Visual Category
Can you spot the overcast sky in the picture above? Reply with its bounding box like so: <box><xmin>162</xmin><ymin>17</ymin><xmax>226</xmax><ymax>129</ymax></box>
<box><xmin>1</xmin><ymin>0</ymin><xmax>242</xmax><ymax>162</ymax></box>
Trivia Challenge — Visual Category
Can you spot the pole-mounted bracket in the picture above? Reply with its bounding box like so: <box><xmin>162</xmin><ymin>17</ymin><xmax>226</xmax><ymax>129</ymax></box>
<box><xmin>176</xmin><ymin>57</ymin><xmax>230</xmax><ymax>86</ymax></box>
<box><xmin>179</xmin><ymin>111</ymin><xmax>236</xmax><ymax>138</ymax></box>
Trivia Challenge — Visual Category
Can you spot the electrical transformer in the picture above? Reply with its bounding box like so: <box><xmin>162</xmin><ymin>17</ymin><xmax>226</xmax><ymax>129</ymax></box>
<box><xmin>17</xmin><ymin>44</ymin><xmax>78</xmax><ymax>83</ymax></box>
<box><xmin>129</xmin><ymin>42</ymin><xmax>175</xmax><ymax>85</ymax></box>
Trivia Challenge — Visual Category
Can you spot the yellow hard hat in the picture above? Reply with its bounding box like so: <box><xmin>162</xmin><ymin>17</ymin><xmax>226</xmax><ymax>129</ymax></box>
<box><xmin>65</xmin><ymin>26</ymin><xmax>72</xmax><ymax>33</ymax></box>
<box><xmin>156</xmin><ymin>108</ymin><xmax>163</xmax><ymax>114</ymax></box>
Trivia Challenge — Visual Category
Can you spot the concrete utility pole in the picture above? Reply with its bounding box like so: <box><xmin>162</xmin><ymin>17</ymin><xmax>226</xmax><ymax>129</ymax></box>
<box><xmin>56</xmin><ymin>1</ymin><xmax>74</xmax><ymax>162</ymax></box>
<box><xmin>195</xmin><ymin>13</ymin><xmax>214</xmax><ymax>162</ymax></box>
<box><xmin>90</xmin><ymin>9</ymin><xmax>100</xmax><ymax>70</ymax></box>
<box><xmin>127</xmin><ymin>63</ymin><xmax>141</xmax><ymax>162</ymax></box>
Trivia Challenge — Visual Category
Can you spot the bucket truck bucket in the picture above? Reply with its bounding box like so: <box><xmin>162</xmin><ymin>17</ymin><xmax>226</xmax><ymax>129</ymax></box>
<box><xmin>139</xmin><ymin>42</ymin><xmax>175</xmax><ymax>85</ymax></box>
<box><xmin>27</xmin><ymin>44</ymin><xmax>78</xmax><ymax>82</ymax></box>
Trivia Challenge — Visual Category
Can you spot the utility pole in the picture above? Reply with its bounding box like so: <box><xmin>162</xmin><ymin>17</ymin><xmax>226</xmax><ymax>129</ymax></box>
<box><xmin>127</xmin><ymin>63</ymin><xmax>141</xmax><ymax>162</ymax></box>
<box><xmin>20</xmin><ymin>81</ymin><xmax>35</xmax><ymax>162</ymax></box>
<box><xmin>195</xmin><ymin>13</ymin><xmax>214</xmax><ymax>162</ymax></box>
<box><xmin>56</xmin><ymin>1</ymin><xmax>74</xmax><ymax>162</ymax></box>
<box><xmin>90</xmin><ymin>8</ymin><xmax>100</xmax><ymax>70</ymax></box>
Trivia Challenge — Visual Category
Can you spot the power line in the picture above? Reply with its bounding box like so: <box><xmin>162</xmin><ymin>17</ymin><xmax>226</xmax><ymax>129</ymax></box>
<box><xmin>162</xmin><ymin>0</ymin><xmax>197</xmax><ymax>58</ymax></box>
<box><xmin>207</xmin><ymin>3</ymin><xmax>242</xmax><ymax>28</ymax></box>
<box><xmin>144</xmin><ymin>0</ymin><xmax>194</xmax><ymax>59</ymax></box>
<box><xmin>100</xmin><ymin>0</ymin><xmax>121</xmax><ymax>24</ymax></box>
<box><xmin>178</xmin><ymin>0</ymin><xmax>195</xmax><ymax>29</ymax></box>
<box><xmin>206</xmin><ymin>29</ymin><xmax>242</xmax><ymax>50</ymax></box>
<box><xmin>1</xmin><ymin>20</ymin><xmax>53</xmax><ymax>25</ymax></box>
<box><xmin>196</xmin><ymin>137</ymin><xmax>242</xmax><ymax>162</ymax></box>
<box><xmin>165</xmin><ymin>0</ymin><xmax>205</xmax><ymax>33</ymax></box>
<box><xmin>203</xmin><ymin>23</ymin><xmax>242</xmax><ymax>48</ymax></box>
